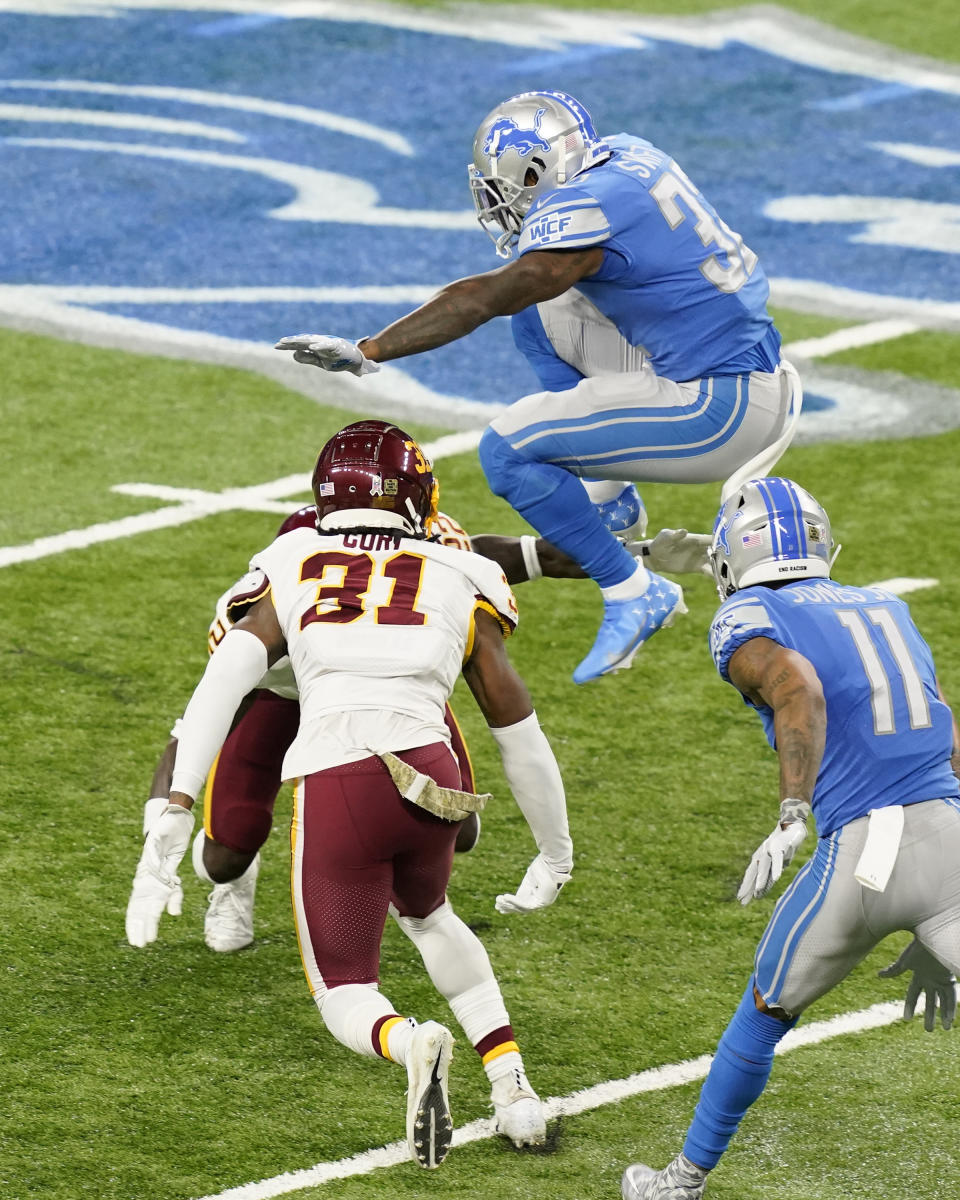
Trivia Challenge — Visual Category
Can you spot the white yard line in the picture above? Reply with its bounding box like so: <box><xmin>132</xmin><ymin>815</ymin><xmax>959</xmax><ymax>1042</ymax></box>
<box><xmin>782</xmin><ymin>318</ymin><xmax>920</xmax><ymax>359</ymax></box>
<box><xmin>0</xmin><ymin>431</ymin><xmax>482</xmax><ymax>570</ymax></box>
<box><xmin>869</xmin><ymin>577</ymin><xmax>940</xmax><ymax>595</ymax></box>
<box><xmin>194</xmin><ymin>1001</ymin><xmax>903</xmax><ymax>1200</ymax></box>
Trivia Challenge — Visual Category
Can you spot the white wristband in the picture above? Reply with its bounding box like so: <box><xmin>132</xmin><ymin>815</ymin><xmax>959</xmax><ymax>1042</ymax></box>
<box><xmin>489</xmin><ymin>711</ymin><xmax>571</xmax><ymax>870</ymax></box>
<box><xmin>171</xmin><ymin>628</ymin><xmax>269</xmax><ymax>799</ymax></box>
<box><xmin>519</xmin><ymin>535</ymin><xmax>542</xmax><ymax>581</ymax></box>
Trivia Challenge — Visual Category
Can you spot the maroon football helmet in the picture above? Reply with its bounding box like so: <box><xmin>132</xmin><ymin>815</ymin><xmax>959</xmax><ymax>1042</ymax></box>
<box><xmin>275</xmin><ymin>503</ymin><xmax>319</xmax><ymax>537</ymax></box>
<box><xmin>311</xmin><ymin>420</ymin><xmax>438</xmax><ymax>537</ymax></box>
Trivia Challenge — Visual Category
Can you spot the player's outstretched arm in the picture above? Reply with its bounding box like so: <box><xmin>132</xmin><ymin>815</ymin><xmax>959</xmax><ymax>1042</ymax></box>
<box><xmin>462</xmin><ymin>610</ymin><xmax>572</xmax><ymax>913</ymax></box>
<box><xmin>275</xmin><ymin>248</ymin><xmax>602</xmax><ymax>370</ymax></box>
<box><xmin>125</xmin><ymin>598</ymin><xmax>284</xmax><ymax>947</ymax></box>
<box><xmin>727</xmin><ymin>637</ymin><xmax>826</xmax><ymax>904</ymax></box>
<box><xmin>471</xmin><ymin>529</ymin><xmax>712</xmax><ymax>586</ymax></box>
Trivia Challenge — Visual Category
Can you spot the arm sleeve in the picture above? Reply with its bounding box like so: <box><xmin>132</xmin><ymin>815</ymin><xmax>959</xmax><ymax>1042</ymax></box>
<box><xmin>489</xmin><ymin>712</ymin><xmax>572</xmax><ymax>872</ymax></box>
<box><xmin>170</xmin><ymin>628</ymin><xmax>270</xmax><ymax>799</ymax></box>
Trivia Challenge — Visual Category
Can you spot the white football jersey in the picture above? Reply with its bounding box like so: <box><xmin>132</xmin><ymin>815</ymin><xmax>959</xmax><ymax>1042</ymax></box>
<box><xmin>204</xmin><ymin>510</ymin><xmax>476</xmax><ymax>705</ymax></box>
<box><xmin>249</xmin><ymin>524</ymin><xmax>517</xmax><ymax>778</ymax></box>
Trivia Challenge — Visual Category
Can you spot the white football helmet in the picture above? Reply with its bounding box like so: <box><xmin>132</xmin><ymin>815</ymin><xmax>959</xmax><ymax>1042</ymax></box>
<box><xmin>468</xmin><ymin>90</ymin><xmax>610</xmax><ymax>258</ymax></box>
<box><xmin>709</xmin><ymin>477</ymin><xmax>837</xmax><ymax>599</ymax></box>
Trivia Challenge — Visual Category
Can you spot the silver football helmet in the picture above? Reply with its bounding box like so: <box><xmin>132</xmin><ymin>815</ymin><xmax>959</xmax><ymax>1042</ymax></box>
<box><xmin>468</xmin><ymin>91</ymin><xmax>610</xmax><ymax>258</ymax></box>
<box><xmin>708</xmin><ymin>477</ymin><xmax>837</xmax><ymax>599</ymax></box>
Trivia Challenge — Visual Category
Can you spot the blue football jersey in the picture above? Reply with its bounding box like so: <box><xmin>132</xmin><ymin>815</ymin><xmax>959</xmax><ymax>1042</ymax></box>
<box><xmin>516</xmin><ymin>134</ymin><xmax>780</xmax><ymax>383</ymax></box>
<box><xmin>709</xmin><ymin>579</ymin><xmax>959</xmax><ymax>836</ymax></box>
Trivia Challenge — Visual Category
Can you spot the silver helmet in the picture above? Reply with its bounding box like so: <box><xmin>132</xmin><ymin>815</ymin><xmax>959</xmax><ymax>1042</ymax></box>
<box><xmin>468</xmin><ymin>91</ymin><xmax>610</xmax><ymax>258</ymax></box>
<box><xmin>708</xmin><ymin>477</ymin><xmax>836</xmax><ymax>599</ymax></box>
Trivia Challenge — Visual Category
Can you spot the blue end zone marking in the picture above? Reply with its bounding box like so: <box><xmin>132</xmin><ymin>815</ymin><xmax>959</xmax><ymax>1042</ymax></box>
<box><xmin>501</xmin><ymin>45</ymin><xmax>634</xmax><ymax>75</ymax></box>
<box><xmin>0</xmin><ymin>9</ymin><xmax>957</xmax><ymax>417</ymax></box>
<box><xmin>810</xmin><ymin>82</ymin><xmax>922</xmax><ymax>111</ymax></box>
<box><xmin>192</xmin><ymin>13</ymin><xmax>288</xmax><ymax>37</ymax></box>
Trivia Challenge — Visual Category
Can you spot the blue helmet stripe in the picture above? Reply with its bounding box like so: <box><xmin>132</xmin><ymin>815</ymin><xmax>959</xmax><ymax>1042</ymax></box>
<box><xmin>536</xmin><ymin>89</ymin><xmax>599</xmax><ymax>140</ymax></box>
<box><xmin>755</xmin><ymin>477</ymin><xmax>782</xmax><ymax>556</ymax></box>
<box><xmin>760</xmin><ymin>476</ymin><xmax>805</xmax><ymax>559</ymax></box>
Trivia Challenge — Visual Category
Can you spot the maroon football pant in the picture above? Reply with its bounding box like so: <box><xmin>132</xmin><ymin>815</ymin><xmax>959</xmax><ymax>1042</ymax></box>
<box><xmin>291</xmin><ymin>742</ymin><xmax>464</xmax><ymax>992</ymax></box>
<box><xmin>203</xmin><ymin>690</ymin><xmax>474</xmax><ymax>854</ymax></box>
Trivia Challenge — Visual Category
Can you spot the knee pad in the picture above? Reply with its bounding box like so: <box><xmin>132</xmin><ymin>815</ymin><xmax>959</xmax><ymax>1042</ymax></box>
<box><xmin>478</xmin><ymin>427</ymin><xmax>521</xmax><ymax>498</ymax></box>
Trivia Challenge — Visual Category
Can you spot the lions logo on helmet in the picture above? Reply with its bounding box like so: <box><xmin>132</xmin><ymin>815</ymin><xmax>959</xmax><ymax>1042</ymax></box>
<box><xmin>311</xmin><ymin>420</ymin><xmax>438</xmax><ymax>538</ymax></box>
<box><xmin>468</xmin><ymin>90</ymin><xmax>610</xmax><ymax>258</ymax></box>
<box><xmin>708</xmin><ymin>477</ymin><xmax>836</xmax><ymax>599</ymax></box>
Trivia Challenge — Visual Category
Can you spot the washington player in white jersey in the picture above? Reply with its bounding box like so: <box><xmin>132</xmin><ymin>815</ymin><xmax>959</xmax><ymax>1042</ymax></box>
<box><xmin>128</xmin><ymin>498</ymin><xmax>709</xmax><ymax>958</ymax></box>
<box><xmin>275</xmin><ymin>90</ymin><xmax>800</xmax><ymax>686</ymax></box>
<box><xmin>127</xmin><ymin>421</ymin><xmax>574</xmax><ymax>1169</ymax></box>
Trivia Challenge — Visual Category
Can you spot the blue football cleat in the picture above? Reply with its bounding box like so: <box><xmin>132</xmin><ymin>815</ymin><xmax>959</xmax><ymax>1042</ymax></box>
<box><xmin>573</xmin><ymin>571</ymin><xmax>686</xmax><ymax>684</ymax></box>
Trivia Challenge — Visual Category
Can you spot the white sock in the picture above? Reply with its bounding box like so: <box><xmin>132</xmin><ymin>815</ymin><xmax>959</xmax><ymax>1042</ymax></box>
<box><xmin>385</xmin><ymin>1016</ymin><xmax>417</xmax><ymax>1064</ymax></box>
<box><xmin>484</xmin><ymin>1049</ymin><xmax>525</xmax><ymax>1085</ymax></box>
<box><xmin>319</xmin><ymin>983</ymin><xmax>399</xmax><ymax>1058</ymax></box>
<box><xmin>600</xmin><ymin>560</ymin><xmax>650</xmax><ymax>602</ymax></box>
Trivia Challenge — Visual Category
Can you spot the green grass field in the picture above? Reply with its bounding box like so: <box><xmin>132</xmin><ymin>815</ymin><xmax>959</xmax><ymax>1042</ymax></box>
<box><xmin>4</xmin><ymin>3</ymin><xmax>960</xmax><ymax>1199</ymax></box>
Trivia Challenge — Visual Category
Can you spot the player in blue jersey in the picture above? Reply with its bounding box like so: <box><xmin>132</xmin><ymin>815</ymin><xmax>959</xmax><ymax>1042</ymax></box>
<box><xmin>275</xmin><ymin>91</ymin><xmax>800</xmax><ymax>685</ymax></box>
<box><xmin>621</xmin><ymin>477</ymin><xmax>960</xmax><ymax>1200</ymax></box>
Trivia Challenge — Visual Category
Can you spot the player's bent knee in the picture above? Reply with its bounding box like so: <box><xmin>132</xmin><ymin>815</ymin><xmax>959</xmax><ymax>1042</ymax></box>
<box><xmin>478</xmin><ymin>426</ymin><xmax>564</xmax><ymax>506</ymax></box>
<box><xmin>478</xmin><ymin>426</ymin><xmax>521</xmax><ymax>498</ymax></box>
<box><xmin>193</xmin><ymin>829</ymin><xmax>256</xmax><ymax>884</ymax></box>
<box><xmin>752</xmin><ymin>983</ymin><xmax>795</xmax><ymax>1022</ymax></box>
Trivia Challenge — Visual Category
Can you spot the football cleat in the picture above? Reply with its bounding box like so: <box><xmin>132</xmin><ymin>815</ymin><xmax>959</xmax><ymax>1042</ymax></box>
<box><xmin>491</xmin><ymin>1068</ymin><xmax>547</xmax><ymax>1147</ymax></box>
<box><xmin>573</xmin><ymin>572</ymin><xmax>686</xmax><ymax>684</ymax></box>
<box><xmin>621</xmin><ymin>1155</ymin><xmax>708</xmax><ymax>1200</ymax></box>
<box><xmin>405</xmin><ymin>1021</ymin><xmax>454</xmax><ymax>1169</ymax></box>
<box><xmin>204</xmin><ymin>853</ymin><xmax>259</xmax><ymax>953</ymax></box>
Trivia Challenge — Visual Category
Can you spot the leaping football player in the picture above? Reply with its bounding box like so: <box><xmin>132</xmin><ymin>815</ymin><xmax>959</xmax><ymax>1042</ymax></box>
<box><xmin>276</xmin><ymin>91</ymin><xmax>801</xmax><ymax>684</ymax></box>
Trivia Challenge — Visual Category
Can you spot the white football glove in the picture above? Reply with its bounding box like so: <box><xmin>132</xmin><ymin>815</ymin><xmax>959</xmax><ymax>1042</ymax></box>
<box><xmin>737</xmin><ymin>820</ymin><xmax>807</xmax><ymax>905</ymax></box>
<box><xmin>495</xmin><ymin>854</ymin><xmax>572</xmax><ymax>915</ymax></box>
<box><xmin>274</xmin><ymin>334</ymin><xmax>380</xmax><ymax>377</ymax></box>
<box><xmin>627</xmin><ymin>529</ymin><xmax>713</xmax><ymax>576</ymax></box>
<box><xmin>125</xmin><ymin>804</ymin><xmax>195</xmax><ymax>947</ymax></box>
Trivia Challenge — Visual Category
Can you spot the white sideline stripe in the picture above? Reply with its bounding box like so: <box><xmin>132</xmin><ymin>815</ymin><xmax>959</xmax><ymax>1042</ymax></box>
<box><xmin>0</xmin><ymin>431</ymin><xmax>483</xmax><ymax>569</ymax></box>
<box><xmin>194</xmin><ymin>1001</ymin><xmax>902</xmax><ymax>1200</ymax></box>
<box><xmin>4</xmin><ymin>284</ymin><xmax>439</xmax><ymax>305</ymax></box>
<box><xmin>869</xmin><ymin>577</ymin><xmax>940</xmax><ymax>595</ymax></box>
<box><xmin>783</xmin><ymin>318</ymin><xmax>920</xmax><ymax>360</ymax></box>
